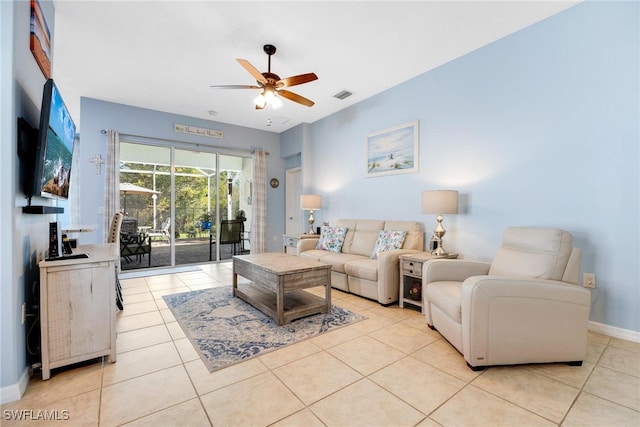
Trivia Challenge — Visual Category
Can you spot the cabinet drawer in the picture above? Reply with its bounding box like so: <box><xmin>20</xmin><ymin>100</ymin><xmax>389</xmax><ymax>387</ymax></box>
<box><xmin>402</xmin><ymin>260</ymin><xmax>422</xmax><ymax>277</ymax></box>
<box><xmin>284</xmin><ymin>237</ymin><xmax>298</xmax><ymax>247</ymax></box>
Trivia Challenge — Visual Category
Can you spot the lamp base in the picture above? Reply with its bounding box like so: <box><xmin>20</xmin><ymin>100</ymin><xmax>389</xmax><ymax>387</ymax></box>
<box><xmin>431</xmin><ymin>246</ymin><xmax>449</xmax><ymax>256</ymax></box>
<box><xmin>431</xmin><ymin>217</ymin><xmax>449</xmax><ymax>256</ymax></box>
<box><xmin>307</xmin><ymin>210</ymin><xmax>316</xmax><ymax>234</ymax></box>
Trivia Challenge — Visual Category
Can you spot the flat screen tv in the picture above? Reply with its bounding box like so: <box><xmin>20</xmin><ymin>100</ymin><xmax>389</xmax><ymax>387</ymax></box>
<box><xmin>34</xmin><ymin>78</ymin><xmax>76</xmax><ymax>200</ymax></box>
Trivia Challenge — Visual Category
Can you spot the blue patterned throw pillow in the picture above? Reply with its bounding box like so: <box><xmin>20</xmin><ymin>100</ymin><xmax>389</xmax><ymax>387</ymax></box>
<box><xmin>371</xmin><ymin>230</ymin><xmax>407</xmax><ymax>259</ymax></box>
<box><xmin>316</xmin><ymin>226</ymin><xmax>348</xmax><ymax>253</ymax></box>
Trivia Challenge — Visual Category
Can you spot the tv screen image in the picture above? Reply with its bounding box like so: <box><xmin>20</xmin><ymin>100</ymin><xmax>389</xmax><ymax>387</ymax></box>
<box><xmin>37</xmin><ymin>79</ymin><xmax>76</xmax><ymax>199</ymax></box>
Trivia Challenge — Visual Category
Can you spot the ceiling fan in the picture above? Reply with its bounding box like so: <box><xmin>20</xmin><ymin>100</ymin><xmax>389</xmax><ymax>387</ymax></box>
<box><xmin>210</xmin><ymin>44</ymin><xmax>318</xmax><ymax>109</ymax></box>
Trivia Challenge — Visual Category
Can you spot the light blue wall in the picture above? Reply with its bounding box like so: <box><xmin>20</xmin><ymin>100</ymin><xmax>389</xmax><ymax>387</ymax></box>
<box><xmin>280</xmin><ymin>124</ymin><xmax>302</xmax><ymax>170</ymax></box>
<box><xmin>2</xmin><ymin>0</ymin><xmax>58</xmax><ymax>395</ymax></box>
<box><xmin>305</xmin><ymin>1</ymin><xmax>639</xmax><ymax>332</ymax></box>
<box><xmin>77</xmin><ymin>98</ymin><xmax>285</xmax><ymax>251</ymax></box>
<box><xmin>281</xmin><ymin>124</ymin><xmax>304</xmax><ymax>159</ymax></box>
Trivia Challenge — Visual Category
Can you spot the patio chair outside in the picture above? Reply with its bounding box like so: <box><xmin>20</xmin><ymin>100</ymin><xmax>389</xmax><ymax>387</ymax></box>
<box><xmin>209</xmin><ymin>219</ymin><xmax>243</xmax><ymax>260</ymax></box>
<box><xmin>120</xmin><ymin>233</ymin><xmax>152</xmax><ymax>267</ymax></box>
<box><xmin>147</xmin><ymin>217</ymin><xmax>171</xmax><ymax>241</ymax></box>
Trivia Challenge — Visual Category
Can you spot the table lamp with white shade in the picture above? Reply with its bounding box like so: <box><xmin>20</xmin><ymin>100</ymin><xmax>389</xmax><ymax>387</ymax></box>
<box><xmin>422</xmin><ymin>190</ymin><xmax>458</xmax><ymax>256</ymax></box>
<box><xmin>301</xmin><ymin>194</ymin><xmax>322</xmax><ymax>234</ymax></box>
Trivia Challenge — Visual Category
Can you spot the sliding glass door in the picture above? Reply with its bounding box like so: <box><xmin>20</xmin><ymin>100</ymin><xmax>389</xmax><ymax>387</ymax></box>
<box><xmin>119</xmin><ymin>140</ymin><xmax>252</xmax><ymax>271</ymax></box>
<box><xmin>173</xmin><ymin>148</ymin><xmax>217</xmax><ymax>265</ymax></box>
<box><xmin>119</xmin><ymin>143</ymin><xmax>171</xmax><ymax>270</ymax></box>
<box><xmin>216</xmin><ymin>154</ymin><xmax>253</xmax><ymax>259</ymax></box>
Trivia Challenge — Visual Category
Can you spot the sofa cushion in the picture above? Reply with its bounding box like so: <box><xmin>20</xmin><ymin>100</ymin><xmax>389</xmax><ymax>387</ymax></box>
<box><xmin>384</xmin><ymin>221</ymin><xmax>424</xmax><ymax>250</ymax></box>
<box><xmin>335</xmin><ymin>219</ymin><xmax>357</xmax><ymax>253</ymax></box>
<box><xmin>318</xmin><ymin>253</ymin><xmax>367</xmax><ymax>274</ymax></box>
<box><xmin>344</xmin><ymin>258</ymin><xmax>378</xmax><ymax>282</ymax></box>
<box><xmin>349</xmin><ymin>220</ymin><xmax>385</xmax><ymax>257</ymax></box>
<box><xmin>300</xmin><ymin>249</ymin><xmax>334</xmax><ymax>262</ymax></box>
<box><xmin>425</xmin><ymin>281</ymin><xmax>463</xmax><ymax>323</ymax></box>
<box><xmin>371</xmin><ymin>230</ymin><xmax>406</xmax><ymax>259</ymax></box>
<box><xmin>315</xmin><ymin>225</ymin><xmax>348</xmax><ymax>253</ymax></box>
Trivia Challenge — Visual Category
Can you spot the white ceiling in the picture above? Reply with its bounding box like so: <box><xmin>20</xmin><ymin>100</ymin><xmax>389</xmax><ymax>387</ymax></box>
<box><xmin>52</xmin><ymin>1</ymin><xmax>579</xmax><ymax>134</ymax></box>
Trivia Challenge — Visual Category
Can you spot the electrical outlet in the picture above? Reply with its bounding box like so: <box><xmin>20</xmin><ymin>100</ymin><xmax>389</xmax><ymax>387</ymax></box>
<box><xmin>21</xmin><ymin>303</ymin><xmax>26</xmax><ymax>324</ymax></box>
<box><xmin>583</xmin><ymin>273</ymin><xmax>596</xmax><ymax>288</ymax></box>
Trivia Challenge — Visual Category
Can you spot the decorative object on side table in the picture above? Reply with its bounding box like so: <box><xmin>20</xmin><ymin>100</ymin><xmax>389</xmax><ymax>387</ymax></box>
<box><xmin>399</xmin><ymin>251</ymin><xmax>458</xmax><ymax>311</ymax></box>
<box><xmin>422</xmin><ymin>190</ymin><xmax>458</xmax><ymax>256</ymax></box>
<box><xmin>429</xmin><ymin>235</ymin><xmax>439</xmax><ymax>252</ymax></box>
<box><xmin>408</xmin><ymin>283</ymin><xmax>421</xmax><ymax>301</ymax></box>
<box><xmin>300</xmin><ymin>194</ymin><xmax>322</xmax><ymax>234</ymax></box>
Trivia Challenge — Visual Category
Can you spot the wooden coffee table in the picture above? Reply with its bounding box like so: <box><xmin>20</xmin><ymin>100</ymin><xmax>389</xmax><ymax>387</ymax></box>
<box><xmin>232</xmin><ymin>253</ymin><xmax>332</xmax><ymax>325</ymax></box>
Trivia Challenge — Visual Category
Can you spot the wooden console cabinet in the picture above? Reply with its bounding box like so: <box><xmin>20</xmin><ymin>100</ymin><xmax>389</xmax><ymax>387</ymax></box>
<box><xmin>39</xmin><ymin>243</ymin><xmax>118</xmax><ymax>380</ymax></box>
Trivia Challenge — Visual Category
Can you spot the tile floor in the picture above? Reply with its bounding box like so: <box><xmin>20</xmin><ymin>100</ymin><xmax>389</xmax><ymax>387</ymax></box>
<box><xmin>2</xmin><ymin>262</ymin><xmax>639</xmax><ymax>426</ymax></box>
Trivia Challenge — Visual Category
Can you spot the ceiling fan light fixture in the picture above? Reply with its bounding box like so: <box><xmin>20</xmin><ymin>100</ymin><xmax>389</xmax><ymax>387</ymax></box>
<box><xmin>271</xmin><ymin>95</ymin><xmax>283</xmax><ymax>109</ymax></box>
<box><xmin>254</xmin><ymin>93</ymin><xmax>266</xmax><ymax>108</ymax></box>
<box><xmin>255</xmin><ymin>87</ymin><xmax>282</xmax><ymax>109</ymax></box>
<box><xmin>264</xmin><ymin>88</ymin><xmax>276</xmax><ymax>104</ymax></box>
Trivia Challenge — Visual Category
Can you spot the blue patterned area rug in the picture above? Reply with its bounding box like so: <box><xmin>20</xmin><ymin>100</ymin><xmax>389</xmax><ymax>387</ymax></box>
<box><xmin>163</xmin><ymin>286</ymin><xmax>366</xmax><ymax>372</ymax></box>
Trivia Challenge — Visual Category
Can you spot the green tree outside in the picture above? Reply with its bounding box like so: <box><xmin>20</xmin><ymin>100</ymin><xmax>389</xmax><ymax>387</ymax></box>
<box><xmin>120</xmin><ymin>164</ymin><xmax>241</xmax><ymax>239</ymax></box>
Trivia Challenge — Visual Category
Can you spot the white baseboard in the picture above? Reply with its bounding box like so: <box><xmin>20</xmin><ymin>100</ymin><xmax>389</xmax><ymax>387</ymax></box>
<box><xmin>0</xmin><ymin>367</ymin><xmax>29</xmax><ymax>405</ymax></box>
<box><xmin>589</xmin><ymin>321</ymin><xmax>640</xmax><ymax>343</ymax></box>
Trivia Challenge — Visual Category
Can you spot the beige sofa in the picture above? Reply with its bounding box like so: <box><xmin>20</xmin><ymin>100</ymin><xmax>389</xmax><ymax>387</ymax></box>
<box><xmin>298</xmin><ymin>219</ymin><xmax>424</xmax><ymax>304</ymax></box>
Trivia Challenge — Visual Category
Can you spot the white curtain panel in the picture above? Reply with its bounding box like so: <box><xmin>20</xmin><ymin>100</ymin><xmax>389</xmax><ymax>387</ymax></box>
<box><xmin>103</xmin><ymin>130</ymin><xmax>120</xmax><ymax>243</ymax></box>
<box><xmin>252</xmin><ymin>149</ymin><xmax>267</xmax><ymax>253</ymax></box>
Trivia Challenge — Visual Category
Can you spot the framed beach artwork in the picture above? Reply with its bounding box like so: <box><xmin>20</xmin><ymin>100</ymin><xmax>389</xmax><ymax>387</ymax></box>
<box><xmin>366</xmin><ymin>120</ymin><xmax>419</xmax><ymax>177</ymax></box>
<box><xmin>30</xmin><ymin>0</ymin><xmax>52</xmax><ymax>79</ymax></box>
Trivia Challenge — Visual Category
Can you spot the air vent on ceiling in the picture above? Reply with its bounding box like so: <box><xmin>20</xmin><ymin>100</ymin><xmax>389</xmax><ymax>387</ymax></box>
<box><xmin>266</xmin><ymin>116</ymin><xmax>290</xmax><ymax>127</ymax></box>
<box><xmin>333</xmin><ymin>90</ymin><xmax>353</xmax><ymax>100</ymax></box>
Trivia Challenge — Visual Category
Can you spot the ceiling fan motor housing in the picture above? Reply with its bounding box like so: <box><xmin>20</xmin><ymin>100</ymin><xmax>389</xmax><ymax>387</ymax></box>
<box><xmin>263</xmin><ymin>44</ymin><xmax>277</xmax><ymax>56</ymax></box>
<box><xmin>262</xmin><ymin>73</ymin><xmax>282</xmax><ymax>87</ymax></box>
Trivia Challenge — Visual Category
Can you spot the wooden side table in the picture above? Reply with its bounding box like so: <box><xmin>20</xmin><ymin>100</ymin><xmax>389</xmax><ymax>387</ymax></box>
<box><xmin>399</xmin><ymin>252</ymin><xmax>458</xmax><ymax>311</ymax></box>
<box><xmin>282</xmin><ymin>234</ymin><xmax>318</xmax><ymax>254</ymax></box>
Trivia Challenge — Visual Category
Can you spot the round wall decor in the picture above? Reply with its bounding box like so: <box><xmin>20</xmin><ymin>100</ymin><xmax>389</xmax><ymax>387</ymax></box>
<box><xmin>269</xmin><ymin>178</ymin><xmax>280</xmax><ymax>188</ymax></box>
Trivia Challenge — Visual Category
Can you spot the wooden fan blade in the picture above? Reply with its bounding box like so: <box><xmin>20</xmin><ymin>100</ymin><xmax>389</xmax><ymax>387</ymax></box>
<box><xmin>278</xmin><ymin>89</ymin><xmax>315</xmax><ymax>107</ymax></box>
<box><xmin>237</xmin><ymin>59</ymin><xmax>267</xmax><ymax>84</ymax></box>
<box><xmin>278</xmin><ymin>73</ymin><xmax>318</xmax><ymax>88</ymax></box>
<box><xmin>210</xmin><ymin>85</ymin><xmax>261</xmax><ymax>89</ymax></box>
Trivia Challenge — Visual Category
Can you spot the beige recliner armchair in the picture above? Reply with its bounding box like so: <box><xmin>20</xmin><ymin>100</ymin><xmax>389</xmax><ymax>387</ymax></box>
<box><xmin>422</xmin><ymin>227</ymin><xmax>591</xmax><ymax>370</ymax></box>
